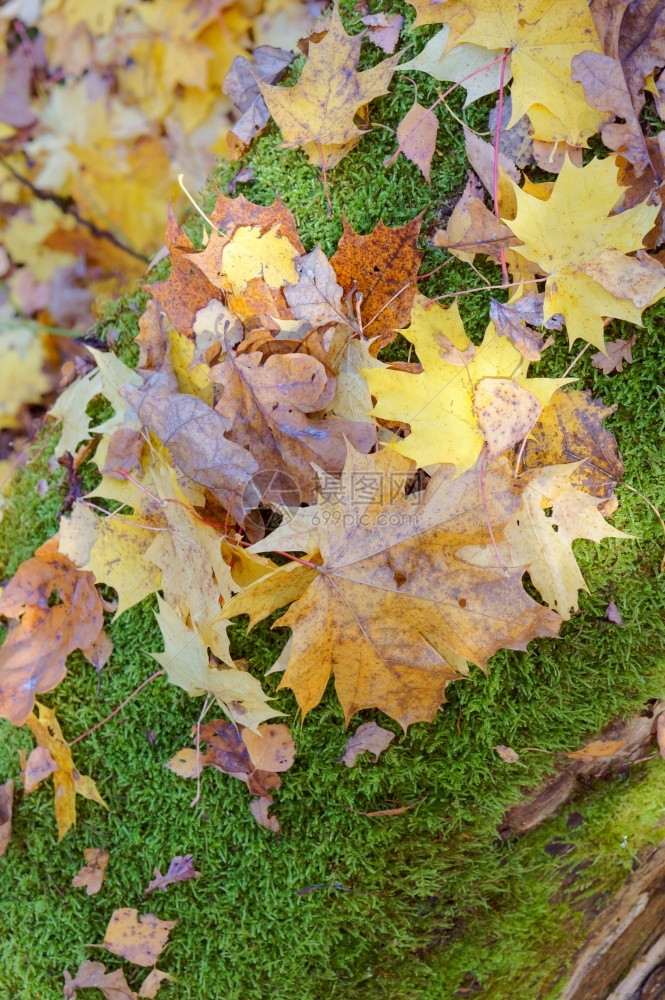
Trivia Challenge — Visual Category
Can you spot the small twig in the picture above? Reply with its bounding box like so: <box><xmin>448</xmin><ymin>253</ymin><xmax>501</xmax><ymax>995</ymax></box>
<box><xmin>561</xmin><ymin>342</ymin><xmax>590</xmax><ymax>378</ymax></box>
<box><xmin>177</xmin><ymin>173</ymin><xmax>221</xmax><ymax>234</ymax></box>
<box><xmin>429</xmin><ymin>277</ymin><xmax>546</xmax><ymax>302</ymax></box>
<box><xmin>68</xmin><ymin>670</ymin><xmax>165</xmax><ymax>748</ymax></box>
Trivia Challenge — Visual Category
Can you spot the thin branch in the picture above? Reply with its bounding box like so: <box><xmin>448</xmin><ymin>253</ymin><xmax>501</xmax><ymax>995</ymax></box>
<box><xmin>67</xmin><ymin>670</ymin><xmax>165</xmax><ymax>747</ymax></box>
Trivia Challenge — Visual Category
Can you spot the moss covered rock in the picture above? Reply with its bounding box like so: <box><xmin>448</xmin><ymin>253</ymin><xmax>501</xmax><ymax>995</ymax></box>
<box><xmin>1</xmin><ymin>2</ymin><xmax>664</xmax><ymax>997</ymax></box>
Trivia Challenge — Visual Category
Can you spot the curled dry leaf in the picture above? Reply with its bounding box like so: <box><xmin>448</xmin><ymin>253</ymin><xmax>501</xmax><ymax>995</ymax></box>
<box><xmin>145</xmin><ymin>854</ymin><xmax>201</xmax><ymax>894</ymax></box>
<box><xmin>102</xmin><ymin>908</ymin><xmax>178</xmax><ymax>968</ymax></box>
<box><xmin>72</xmin><ymin>848</ymin><xmax>109</xmax><ymax>896</ymax></box>
<box><xmin>0</xmin><ymin>538</ymin><xmax>106</xmax><ymax>726</ymax></box>
<box><xmin>21</xmin><ymin>744</ymin><xmax>57</xmax><ymax>793</ymax></box>
<box><xmin>138</xmin><ymin>969</ymin><xmax>173</xmax><ymax>999</ymax></box>
<box><xmin>338</xmin><ymin>721</ymin><xmax>395</xmax><ymax>767</ymax></box>
<box><xmin>0</xmin><ymin>779</ymin><xmax>13</xmax><ymax>858</ymax></box>
<box><xmin>250</xmin><ymin>796</ymin><xmax>281</xmax><ymax>831</ymax></box>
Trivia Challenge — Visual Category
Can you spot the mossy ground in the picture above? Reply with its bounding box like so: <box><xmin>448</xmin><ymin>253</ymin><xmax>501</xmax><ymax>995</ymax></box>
<box><xmin>1</xmin><ymin>2</ymin><xmax>665</xmax><ymax>996</ymax></box>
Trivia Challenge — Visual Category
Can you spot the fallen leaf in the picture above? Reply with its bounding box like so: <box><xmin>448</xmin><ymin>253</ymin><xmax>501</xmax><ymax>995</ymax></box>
<box><xmin>260</xmin><ymin>2</ymin><xmax>401</xmax><ymax>168</ymax></box>
<box><xmin>361</xmin><ymin>12</ymin><xmax>404</xmax><ymax>54</ymax></box>
<box><xmin>0</xmin><ymin>538</ymin><xmax>106</xmax><ymax>725</ymax></box>
<box><xmin>362</xmin><ymin>295</ymin><xmax>568</xmax><ymax>473</ymax></box>
<box><xmin>153</xmin><ymin>597</ymin><xmax>279</xmax><ymax>732</ymax></box>
<box><xmin>138</xmin><ymin>969</ymin><xmax>173</xmax><ymax>999</ymax></box>
<box><xmin>120</xmin><ymin>368</ymin><xmax>259</xmax><ymax>520</ymax></box>
<box><xmin>249</xmin><ymin>796</ymin><xmax>281</xmax><ymax>831</ymax></box>
<box><xmin>25</xmin><ymin>702</ymin><xmax>106</xmax><ymax>840</ymax></box>
<box><xmin>657</xmin><ymin>713</ymin><xmax>665</xmax><ymax>759</ymax></box>
<box><xmin>0</xmin><ymin>779</ymin><xmax>13</xmax><ymax>858</ymax></box>
<box><xmin>144</xmin><ymin>854</ymin><xmax>201</xmax><ymax>894</ymax></box>
<box><xmin>102</xmin><ymin>909</ymin><xmax>178</xmax><ymax>968</ymax></box>
<box><xmin>567</xmin><ymin>739</ymin><xmax>626</xmax><ymax>760</ymax></box>
<box><xmin>606</xmin><ymin>601</ymin><xmax>624</xmax><ymax>625</ymax></box>
<box><xmin>327</xmin><ymin>328</ymin><xmax>386</xmax><ymax>423</ymax></box>
<box><xmin>433</xmin><ymin>173</ymin><xmax>518</xmax><ymax>263</ymax></box>
<box><xmin>505</xmin><ymin>156</ymin><xmax>665</xmax><ymax>351</ymax></box>
<box><xmin>223</xmin><ymin>447</ymin><xmax>561</xmax><ymax>728</ymax></box>
<box><xmin>591</xmin><ymin>336</ymin><xmax>637</xmax><ymax>374</ymax></box>
<box><xmin>523</xmin><ymin>390</ymin><xmax>624</xmax><ymax>501</ymax></box>
<box><xmin>241</xmin><ymin>723</ymin><xmax>295</xmax><ymax>771</ymax></box>
<box><xmin>489</xmin><ymin>294</ymin><xmax>559</xmax><ymax>362</ymax></box>
<box><xmin>494</xmin><ymin>745</ymin><xmax>520</xmax><ymax>763</ymax></box>
<box><xmin>284</xmin><ymin>246</ymin><xmax>349</xmax><ymax>327</ymax></box>
<box><xmin>460</xmin><ymin>463</ymin><xmax>630</xmax><ymax>619</ymax></box>
<box><xmin>409</xmin><ymin>0</ymin><xmax>605</xmax><ymax>145</ymax></box>
<box><xmin>72</xmin><ymin>848</ymin><xmax>109</xmax><ymax>896</ymax></box>
<box><xmin>398</xmin><ymin>25</ymin><xmax>505</xmax><ymax>105</ymax></box>
<box><xmin>387</xmin><ymin>99</ymin><xmax>438</xmax><ymax>183</ymax></box>
<box><xmin>64</xmin><ymin>960</ymin><xmax>136</xmax><ymax>1000</ymax></box>
<box><xmin>0</xmin><ymin>327</ymin><xmax>50</xmax><ymax>430</ymax></box>
<box><xmin>209</xmin><ymin>193</ymin><xmax>304</xmax><ymax>251</ymax></box>
<box><xmin>21</xmin><ymin>745</ymin><xmax>57</xmax><ymax>792</ymax></box>
<box><xmin>223</xmin><ymin>45</ymin><xmax>295</xmax><ymax>156</ymax></box>
<box><xmin>211</xmin><ymin>348</ymin><xmax>375</xmax><ymax>504</ymax></box>
<box><xmin>330</xmin><ymin>214</ymin><xmax>423</xmax><ymax>352</ymax></box>
<box><xmin>338</xmin><ymin>721</ymin><xmax>395</xmax><ymax>767</ymax></box>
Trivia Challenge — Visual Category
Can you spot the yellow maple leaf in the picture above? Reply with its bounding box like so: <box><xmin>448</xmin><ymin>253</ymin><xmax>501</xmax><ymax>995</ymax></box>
<box><xmin>506</xmin><ymin>156</ymin><xmax>665</xmax><ymax>351</ymax></box>
<box><xmin>259</xmin><ymin>2</ymin><xmax>400</xmax><ymax>168</ymax></box>
<box><xmin>25</xmin><ymin>703</ymin><xmax>106</xmax><ymax>841</ymax></box>
<box><xmin>407</xmin><ymin>0</ymin><xmax>605</xmax><ymax>145</ymax></box>
<box><xmin>221</xmin><ymin>226</ymin><xmax>300</xmax><ymax>295</ymax></box>
<box><xmin>361</xmin><ymin>295</ymin><xmax>570</xmax><ymax>474</ymax></box>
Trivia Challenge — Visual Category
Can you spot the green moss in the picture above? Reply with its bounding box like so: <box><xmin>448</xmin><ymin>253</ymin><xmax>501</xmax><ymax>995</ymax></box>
<box><xmin>1</xmin><ymin>4</ymin><xmax>665</xmax><ymax>997</ymax></box>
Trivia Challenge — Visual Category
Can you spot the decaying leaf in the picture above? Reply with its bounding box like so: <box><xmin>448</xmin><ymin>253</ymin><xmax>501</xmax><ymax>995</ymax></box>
<box><xmin>25</xmin><ymin>702</ymin><xmax>106</xmax><ymax>840</ymax></box>
<box><xmin>222</xmin><ymin>447</ymin><xmax>561</xmax><ymax>728</ymax></box>
<box><xmin>567</xmin><ymin>739</ymin><xmax>626</xmax><ymax>760</ymax></box>
<box><xmin>338</xmin><ymin>721</ymin><xmax>395</xmax><ymax>767</ymax></box>
<box><xmin>523</xmin><ymin>390</ymin><xmax>624</xmax><ymax>501</ymax></box>
<box><xmin>64</xmin><ymin>960</ymin><xmax>136</xmax><ymax>1000</ymax></box>
<box><xmin>260</xmin><ymin>2</ymin><xmax>400</xmax><ymax>168</ymax></box>
<box><xmin>505</xmin><ymin>156</ymin><xmax>665</xmax><ymax>351</ymax></box>
<box><xmin>433</xmin><ymin>173</ymin><xmax>518</xmax><ymax>263</ymax></box>
<box><xmin>398</xmin><ymin>24</ymin><xmax>505</xmax><ymax>106</ymax></box>
<box><xmin>145</xmin><ymin>854</ymin><xmax>201</xmax><ymax>894</ymax></box>
<box><xmin>0</xmin><ymin>538</ymin><xmax>106</xmax><ymax>725</ymax></box>
<box><xmin>591</xmin><ymin>336</ymin><xmax>636</xmax><ymax>374</ymax></box>
<box><xmin>489</xmin><ymin>295</ymin><xmax>560</xmax><ymax>362</ymax></box>
<box><xmin>21</xmin><ymin>744</ymin><xmax>57</xmax><ymax>792</ymax></box>
<box><xmin>362</xmin><ymin>296</ymin><xmax>568</xmax><ymax>473</ymax></box>
<box><xmin>331</xmin><ymin>214</ymin><xmax>423</xmax><ymax>352</ymax></box>
<box><xmin>0</xmin><ymin>779</ymin><xmax>13</xmax><ymax>858</ymax></box>
<box><xmin>102</xmin><ymin>908</ymin><xmax>178</xmax><ymax>967</ymax></box>
<box><xmin>284</xmin><ymin>246</ymin><xmax>349</xmax><ymax>328</ymax></box>
<box><xmin>361</xmin><ymin>11</ymin><xmax>404</xmax><ymax>54</ymax></box>
<box><xmin>72</xmin><ymin>848</ymin><xmax>109</xmax><ymax>895</ymax></box>
<box><xmin>138</xmin><ymin>969</ymin><xmax>173</xmax><ymax>999</ymax></box>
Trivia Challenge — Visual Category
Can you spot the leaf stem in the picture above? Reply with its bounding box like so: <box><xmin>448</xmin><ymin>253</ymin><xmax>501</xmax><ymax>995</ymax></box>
<box><xmin>493</xmin><ymin>49</ymin><xmax>510</xmax><ymax>285</ymax></box>
<box><xmin>67</xmin><ymin>670</ymin><xmax>165</xmax><ymax>748</ymax></box>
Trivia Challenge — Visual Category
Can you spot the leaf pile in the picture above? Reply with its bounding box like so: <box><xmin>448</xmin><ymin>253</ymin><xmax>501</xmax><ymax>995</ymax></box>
<box><xmin>1</xmin><ymin>0</ymin><xmax>663</xmax><ymax>868</ymax></box>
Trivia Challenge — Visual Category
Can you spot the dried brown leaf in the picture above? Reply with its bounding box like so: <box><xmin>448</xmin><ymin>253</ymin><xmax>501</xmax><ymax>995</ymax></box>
<box><xmin>144</xmin><ymin>854</ymin><xmax>201</xmax><ymax>894</ymax></box>
<box><xmin>72</xmin><ymin>848</ymin><xmax>109</xmax><ymax>896</ymax></box>
<box><xmin>338</xmin><ymin>721</ymin><xmax>395</xmax><ymax>767</ymax></box>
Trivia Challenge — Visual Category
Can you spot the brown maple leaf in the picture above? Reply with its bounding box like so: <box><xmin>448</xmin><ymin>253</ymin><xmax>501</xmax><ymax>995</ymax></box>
<box><xmin>149</xmin><ymin>207</ymin><xmax>222</xmax><ymax>336</ymax></box>
<box><xmin>523</xmin><ymin>390</ymin><xmax>624</xmax><ymax>500</ymax></box>
<box><xmin>72</xmin><ymin>848</ymin><xmax>109</xmax><ymax>896</ymax></box>
<box><xmin>209</xmin><ymin>192</ymin><xmax>304</xmax><ymax>251</ymax></box>
<box><xmin>330</xmin><ymin>214</ymin><xmax>423</xmax><ymax>352</ymax></box>
<box><xmin>591</xmin><ymin>336</ymin><xmax>637</xmax><ymax>374</ymax></box>
<box><xmin>0</xmin><ymin>538</ymin><xmax>106</xmax><ymax>726</ymax></box>
<box><xmin>222</xmin><ymin>447</ymin><xmax>561</xmax><ymax>729</ymax></box>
